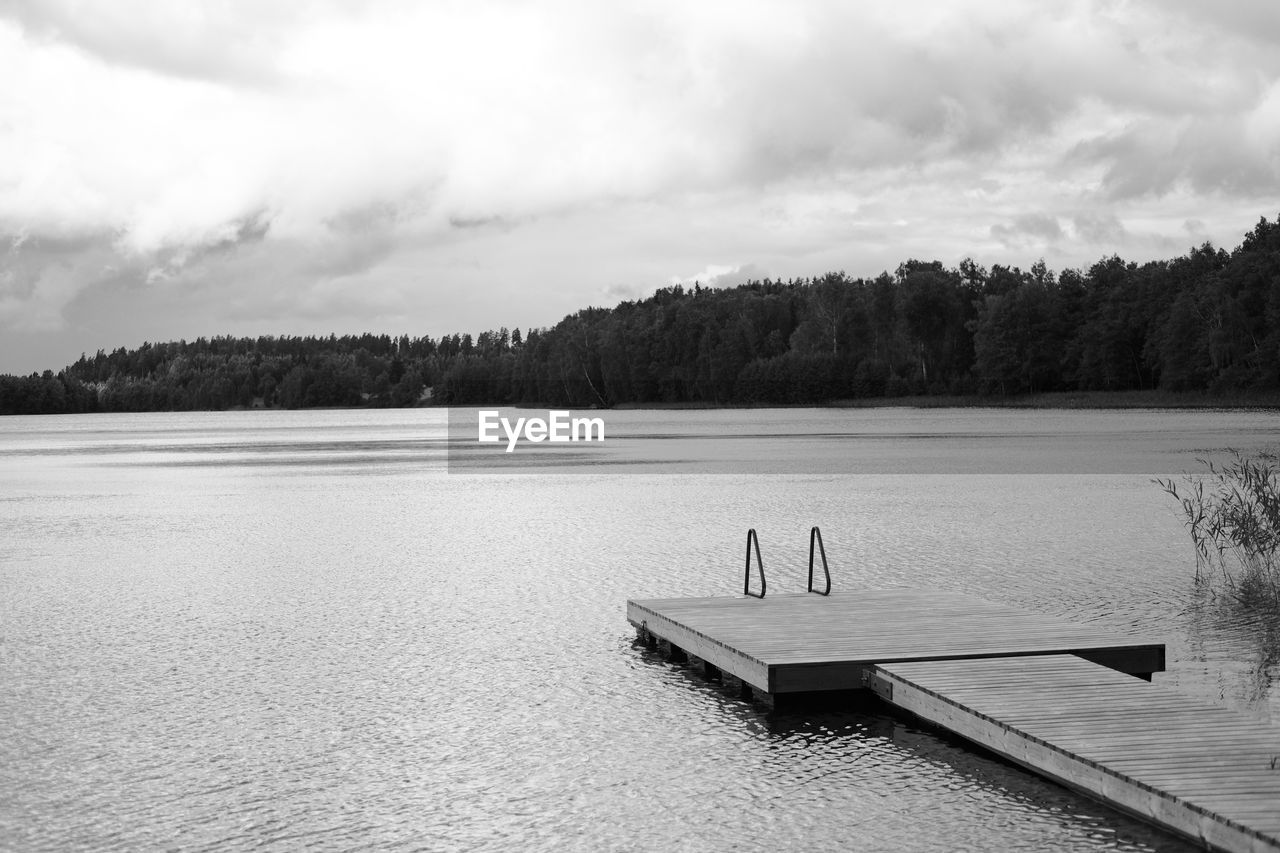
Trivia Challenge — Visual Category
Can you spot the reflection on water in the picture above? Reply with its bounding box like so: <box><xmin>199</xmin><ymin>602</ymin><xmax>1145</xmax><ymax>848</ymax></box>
<box><xmin>1179</xmin><ymin>588</ymin><xmax>1280</xmax><ymax>710</ymax></box>
<box><xmin>0</xmin><ymin>408</ymin><xmax>1274</xmax><ymax>851</ymax></box>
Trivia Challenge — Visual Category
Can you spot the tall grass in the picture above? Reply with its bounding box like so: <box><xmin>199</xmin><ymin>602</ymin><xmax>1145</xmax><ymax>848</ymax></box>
<box><xmin>1156</xmin><ymin>450</ymin><xmax>1280</xmax><ymax>609</ymax></box>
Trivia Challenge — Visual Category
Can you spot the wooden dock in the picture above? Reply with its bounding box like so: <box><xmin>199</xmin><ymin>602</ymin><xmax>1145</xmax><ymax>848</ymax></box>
<box><xmin>628</xmin><ymin>589</ymin><xmax>1280</xmax><ymax>852</ymax></box>
<box><xmin>628</xmin><ymin>589</ymin><xmax>1165</xmax><ymax>695</ymax></box>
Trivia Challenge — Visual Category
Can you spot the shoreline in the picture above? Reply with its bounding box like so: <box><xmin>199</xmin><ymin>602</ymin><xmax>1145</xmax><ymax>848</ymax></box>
<box><xmin>8</xmin><ymin>388</ymin><xmax>1280</xmax><ymax>417</ymax></box>
<box><xmin>612</xmin><ymin>389</ymin><xmax>1280</xmax><ymax>411</ymax></box>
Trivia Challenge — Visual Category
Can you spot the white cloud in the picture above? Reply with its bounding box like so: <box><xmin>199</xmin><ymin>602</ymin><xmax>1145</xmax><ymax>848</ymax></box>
<box><xmin>671</xmin><ymin>264</ymin><xmax>740</xmax><ymax>287</ymax></box>
<box><xmin>1</xmin><ymin>0</ymin><xmax>1278</xmax><ymax>372</ymax></box>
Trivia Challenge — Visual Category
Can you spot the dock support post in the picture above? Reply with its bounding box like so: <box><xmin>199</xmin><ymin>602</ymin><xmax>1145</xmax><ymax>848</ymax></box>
<box><xmin>721</xmin><ymin>672</ymin><xmax>750</xmax><ymax>700</ymax></box>
<box><xmin>656</xmin><ymin>638</ymin><xmax>687</xmax><ymax>663</ymax></box>
<box><xmin>718</xmin><ymin>673</ymin><xmax>777</xmax><ymax>708</ymax></box>
<box><xmin>686</xmin><ymin>653</ymin><xmax>720</xmax><ymax>681</ymax></box>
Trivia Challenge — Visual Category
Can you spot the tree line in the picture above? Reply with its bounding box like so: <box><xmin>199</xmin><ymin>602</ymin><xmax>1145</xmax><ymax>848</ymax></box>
<box><xmin>3</xmin><ymin>214</ymin><xmax>1280</xmax><ymax>415</ymax></box>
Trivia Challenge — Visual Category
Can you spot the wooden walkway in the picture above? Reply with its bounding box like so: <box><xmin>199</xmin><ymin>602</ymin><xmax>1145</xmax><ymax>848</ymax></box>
<box><xmin>628</xmin><ymin>589</ymin><xmax>1280</xmax><ymax>852</ymax></box>
<box><xmin>872</xmin><ymin>655</ymin><xmax>1280</xmax><ymax>853</ymax></box>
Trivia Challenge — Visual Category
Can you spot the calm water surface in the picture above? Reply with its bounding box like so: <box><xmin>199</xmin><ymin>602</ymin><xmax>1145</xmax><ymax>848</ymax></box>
<box><xmin>3</xmin><ymin>408</ymin><xmax>1280</xmax><ymax>852</ymax></box>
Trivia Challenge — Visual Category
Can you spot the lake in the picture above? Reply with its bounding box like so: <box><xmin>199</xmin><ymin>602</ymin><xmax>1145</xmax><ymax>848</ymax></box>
<box><xmin>3</xmin><ymin>407</ymin><xmax>1279</xmax><ymax>851</ymax></box>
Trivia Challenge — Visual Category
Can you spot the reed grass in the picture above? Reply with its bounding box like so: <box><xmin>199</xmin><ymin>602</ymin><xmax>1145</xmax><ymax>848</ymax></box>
<box><xmin>1157</xmin><ymin>451</ymin><xmax>1280</xmax><ymax>608</ymax></box>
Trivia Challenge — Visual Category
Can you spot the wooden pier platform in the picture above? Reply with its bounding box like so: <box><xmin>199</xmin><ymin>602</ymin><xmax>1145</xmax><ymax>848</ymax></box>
<box><xmin>628</xmin><ymin>589</ymin><xmax>1280</xmax><ymax>852</ymax></box>
<box><xmin>627</xmin><ymin>589</ymin><xmax>1165</xmax><ymax>695</ymax></box>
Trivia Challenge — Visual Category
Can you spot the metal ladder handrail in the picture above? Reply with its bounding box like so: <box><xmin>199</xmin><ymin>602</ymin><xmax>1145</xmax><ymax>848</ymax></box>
<box><xmin>808</xmin><ymin>526</ymin><xmax>831</xmax><ymax>595</ymax></box>
<box><xmin>743</xmin><ymin>528</ymin><xmax>766</xmax><ymax>598</ymax></box>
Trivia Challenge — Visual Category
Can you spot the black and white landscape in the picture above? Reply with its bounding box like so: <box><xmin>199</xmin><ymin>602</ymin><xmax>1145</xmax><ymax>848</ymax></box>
<box><xmin>2</xmin><ymin>4</ymin><xmax>1279</xmax><ymax>853</ymax></box>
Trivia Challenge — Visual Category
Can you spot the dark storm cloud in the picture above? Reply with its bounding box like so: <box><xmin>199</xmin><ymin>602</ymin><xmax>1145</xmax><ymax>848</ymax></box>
<box><xmin>0</xmin><ymin>231</ymin><xmax>125</xmax><ymax>329</ymax></box>
<box><xmin>1070</xmin><ymin>118</ymin><xmax>1280</xmax><ymax>201</ymax></box>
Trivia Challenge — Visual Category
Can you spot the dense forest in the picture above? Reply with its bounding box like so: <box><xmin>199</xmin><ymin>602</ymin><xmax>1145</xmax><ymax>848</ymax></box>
<box><xmin>4</xmin><ymin>215</ymin><xmax>1280</xmax><ymax>415</ymax></box>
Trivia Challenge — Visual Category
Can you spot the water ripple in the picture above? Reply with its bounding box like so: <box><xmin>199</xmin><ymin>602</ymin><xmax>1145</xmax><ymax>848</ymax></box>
<box><xmin>2</xmin><ymin>409</ymin><xmax>1266</xmax><ymax>851</ymax></box>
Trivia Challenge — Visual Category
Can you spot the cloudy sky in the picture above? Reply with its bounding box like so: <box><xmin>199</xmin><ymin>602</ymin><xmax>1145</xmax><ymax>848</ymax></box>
<box><xmin>2</xmin><ymin>0</ymin><xmax>1278</xmax><ymax>374</ymax></box>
